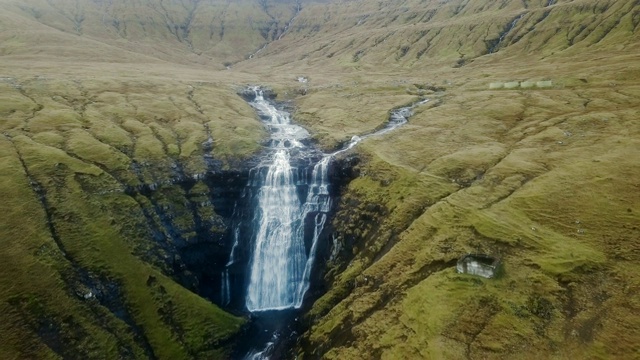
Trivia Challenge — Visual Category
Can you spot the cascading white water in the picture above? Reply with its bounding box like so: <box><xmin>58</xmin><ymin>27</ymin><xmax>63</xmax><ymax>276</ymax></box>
<box><xmin>246</xmin><ymin>149</ymin><xmax>306</xmax><ymax>311</ymax></box>
<box><xmin>222</xmin><ymin>224</ymin><xmax>240</xmax><ymax>305</ymax></box>
<box><xmin>245</xmin><ymin>88</ymin><xmax>331</xmax><ymax>312</ymax></box>
<box><xmin>238</xmin><ymin>86</ymin><xmax>429</xmax><ymax>359</ymax></box>
<box><xmin>243</xmin><ymin>88</ymin><xmax>428</xmax><ymax>312</ymax></box>
<box><xmin>293</xmin><ymin>155</ymin><xmax>331</xmax><ymax>307</ymax></box>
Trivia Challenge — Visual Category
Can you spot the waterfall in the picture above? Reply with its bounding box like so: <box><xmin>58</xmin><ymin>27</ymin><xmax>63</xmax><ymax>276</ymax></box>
<box><xmin>236</xmin><ymin>86</ymin><xmax>429</xmax><ymax>358</ymax></box>
<box><xmin>221</xmin><ymin>271</ymin><xmax>231</xmax><ymax>305</ymax></box>
<box><xmin>245</xmin><ymin>88</ymin><xmax>331</xmax><ymax>312</ymax></box>
<box><xmin>294</xmin><ymin>155</ymin><xmax>331</xmax><ymax>307</ymax></box>
<box><xmin>221</xmin><ymin>224</ymin><xmax>240</xmax><ymax>305</ymax></box>
<box><xmin>490</xmin><ymin>14</ymin><xmax>524</xmax><ymax>54</ymax></box>
<box><xmin>245</xmin><ymin>149</ymin><xmax>307</xmax><ymax>311</ymax></box>
<box><xmin>242</xmin><ymin>88</ymin><xmax>428</xmax><ymax>312</ymax></box>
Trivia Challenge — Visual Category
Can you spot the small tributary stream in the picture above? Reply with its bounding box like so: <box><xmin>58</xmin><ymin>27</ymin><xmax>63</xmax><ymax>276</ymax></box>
<box><xmin>228</xmin><ymin>87</ymin><xmax>427</xmax><ymax>359</ymax></box>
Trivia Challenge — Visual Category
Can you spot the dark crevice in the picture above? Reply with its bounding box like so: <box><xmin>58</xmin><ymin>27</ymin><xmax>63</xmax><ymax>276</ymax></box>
<box><xmin>488</xmin><ymin>13</ymin><xmax>526</xmax><ymax>54</ymax></box>
<box><xmin>403</xmin><ymin>258</ymin><xmax>459</xmax><ymax>289</ymax></box>
<box><xmin>210</xmin><ymin>0</ymin><xmax>231</xmax><ymax>40</ymax></box>
<box><xmin>148</xmin><ymin>0</ymin><xmax>202</xmax><ymax>53</ymax></box>
<box><xmin>156</xmin><ymin>0</ymin><xmax>182</xmax><ymax>43</ymax></box>
<box><xmin>185</xmin><ymin>85</ymin><xmax>216</xmax><ymax>166</ymax></box>
<box><xmin>590</xmin><ymin>17</ymin><xmax>621</xmax><ymax>45</ymax></box>
<box><xmin>148</xmin><ymin>125</ymin><xmax>173</xmax><ymax>160</ymax></box>
<box><xmin>77</xmin><ymin>272</ymin><xmax>158</xmax><ymax>360</ymax></box>
<box><xmin>186</xmin><ymin>85</ymin><xmax>205</xmax><ymax>115</ymax></box>
<box><xmin>277</xmin><ymin>0</ymin><xmax>302</xmax><ymax>41</ymax></box>
<box><xmin>5</xmin><ymin>133</ymin><xmax>71</xmax><ymax>260</ymax></box>
<box><xmin>240</xmin><ymin>0</ymin><xmax>302</xmax><ymax>61</ymax></box>
<box><xmin>419</xmin><ymin>9</ymin><xmax>437</xmax><ymax>23</ymax></box>
<box><xmin>632</xmin><ymin>4</ymin><xmax>640</xmax><ymax>32</ymax></box>
<box><xmin>416</xmin><ymin>28</ymin><xmax>442</xmax><ymax>59</ymax></box>
<box><xmin>11</xmin><ymin>81</ymin><xmax>45</xmax><ymax>126</ymax></box>
<box><xmin>452</xmin><ymin>0</ymin><xmax>470</xmax><ymax>16</ymax></box>
<box><xmin>44</xmin><ymin>0</ymin><xmax>84</xmax><ymax>35</ymax></box>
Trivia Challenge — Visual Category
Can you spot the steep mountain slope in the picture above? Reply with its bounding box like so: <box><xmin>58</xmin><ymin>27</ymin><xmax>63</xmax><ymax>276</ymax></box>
<box><xmin>0</xmin><ymin>0</ymin><xmax>639</xmax><ymax>359</ymax></box>
<box><xmin>0</xmin><ymin>76</ymin><xmax>262</xmax><ymax>358</ymax></box>
<box><xmin>240</xmin><ymin>0</ymin><xmax>639</xmax><ymax>73</ymax></box>
<box><xmin>0</xmin><ymin>0</ymin><xmax>303</xmax><ymax>66</ymax></box>
<box><xmin>295</xmin><ymin>80</ymin><xmax>640</xmax><ymax>359</ymax></box>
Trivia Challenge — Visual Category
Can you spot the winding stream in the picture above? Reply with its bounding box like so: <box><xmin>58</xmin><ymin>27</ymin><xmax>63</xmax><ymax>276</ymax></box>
<box><xmin>233</xmin><ymin>87</ymin><xmax>428</xmax><ymax>358</ymax></box>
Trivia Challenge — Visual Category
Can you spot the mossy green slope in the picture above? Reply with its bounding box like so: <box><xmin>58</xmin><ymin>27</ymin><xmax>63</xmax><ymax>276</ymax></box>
<box><xmin>295</xmin><ymin>63</ymin><xmax>640</xmax><ymax>359</ymax></box>
<box><xmin>249</xmin><ymin>2</ymin><xmax>640</xmax><ymax>356</ymax></box>
<box><xmin>0</xmin><ymin>2</ymin><xmax>277</xmax><ymax>356</ymax></box>
<box><xmin>0</xmin><ymin>0</ymin><xmax>639</xmax><ymax>358</ymax></box>
<box><xmin>0</xmin><ymin>71</ymin><xmax>267</xmax><ymax>357</ymax></box>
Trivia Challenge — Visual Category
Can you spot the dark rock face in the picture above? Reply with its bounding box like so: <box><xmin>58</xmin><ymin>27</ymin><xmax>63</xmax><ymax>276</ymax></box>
<box><xmin>237</xmin><ymin>87</ymin><xmax>276</xmax><ymax>102</ymax></box>
<box><xmin>110</xmin><ymin>90</ymin><xmax>363</xmax><ymax>358</ymax></box>
<box><xmin>121</xmin><ymin>152</ymin><xmax>359</xmax><ymax>313</ymax></box>
<box><xmin>122</xmin><ymin>165</ymin><xmax>253</xmax><ymax>305</ymax></box>
<box><xmin>305</xmin><ymin>153</ymin><xmax>361</xmax><ymax>292</ymax></box>
<box><xmin>330</xmin><ymin>154</ymin><xmax>361</xmax><ymax>186</ymax></box>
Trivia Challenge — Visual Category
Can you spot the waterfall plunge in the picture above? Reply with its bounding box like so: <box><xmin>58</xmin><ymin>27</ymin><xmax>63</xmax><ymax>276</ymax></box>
<box><xmin>240</xmin><ymin>87</ymin><xmax>427</xmax><ymax>313</ymax></box>
<box><xmin>245</xmin><ymin>88</ymin><xmax>331</xmax><ymax>312</ymax></box>
<box><xmin>235</xmin><ymin>87</ymin><xmax>428</xmax><ymax>358</ymax></box>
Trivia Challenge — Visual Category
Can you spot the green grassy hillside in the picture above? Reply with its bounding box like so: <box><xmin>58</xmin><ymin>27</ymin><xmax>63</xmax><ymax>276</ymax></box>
<box><xmin>0</xmin><ymin>75</ymin><xmax>259</xmax><ymax>359</ymax></box>
<box><xmin>0</xmin><ymin>0</ymin><xmax>639</xmax><ymax>358</ymax></box>
<box><xmin>296</xmin><ymin>75</ymin><xmax>640</xmax><ymax>359</ymax></box>
<box><xmin>241</xmin><ymin>0</ymin><xmax>639</xmax><ymax>72</ymax></box>
<box><xmin>0</xmin><ymin>0</ymin><xmax>304</xmax><ymax>67</ymax></box>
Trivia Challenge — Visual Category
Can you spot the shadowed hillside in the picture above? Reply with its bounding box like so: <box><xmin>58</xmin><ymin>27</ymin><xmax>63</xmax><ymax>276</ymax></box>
<box><xmin>0</xmin><ymin>0</ymin><xmax>639</xmax><ymax>359</ymax></box>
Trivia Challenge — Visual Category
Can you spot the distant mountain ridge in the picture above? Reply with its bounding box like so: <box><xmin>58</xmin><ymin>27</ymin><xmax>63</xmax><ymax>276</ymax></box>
<box><xmin>0</xmin><ymin>0</ymin><xmax>305</xmax><ymax>67</ymax></box>
<box><xmin>1</xmin><ymin>0</ymin><xmax>637</xmax><ymax>69</ymax></box>
<box><xmin>251</xmin><ymin>0</ymin><xmax>640</xmax><ymax>69</ymax></box>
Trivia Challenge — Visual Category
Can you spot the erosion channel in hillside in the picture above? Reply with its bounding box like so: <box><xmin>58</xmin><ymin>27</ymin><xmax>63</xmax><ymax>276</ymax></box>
<box><xmin>230</xmin><ymin>87</ymin><xmax>428</xmax><ymax>359</ymax></box>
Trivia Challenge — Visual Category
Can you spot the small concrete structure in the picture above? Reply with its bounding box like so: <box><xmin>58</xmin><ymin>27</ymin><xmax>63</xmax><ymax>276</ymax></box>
<box><xmin>489</xmin><ymin>80</ymin><xmax>554</xmax><ymax>90</ymax></box>
<box><xmin>520</xmin><ymin>81</ymin><xmax>535</xmax><ymax>88</ymax></box>
<box><xmin>456</xmin><ymin>254</ymin><xmax>502</xmax><ymax>278</ymax></box>
<box><xmin>504</xmin><ymin>81</ymin><xmax>520</xmax><ymax>89</ymax></box>
<box><xmin>536</xmin><ymin>80</ymin><xmax>553</xmax><ymax>88</ymax></box>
